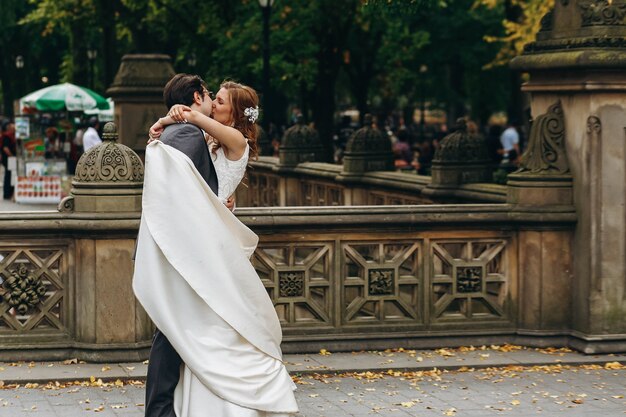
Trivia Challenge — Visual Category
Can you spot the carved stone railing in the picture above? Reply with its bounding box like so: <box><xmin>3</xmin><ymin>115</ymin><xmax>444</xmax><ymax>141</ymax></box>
<box><xmin>0</xmin><ymin>201</ymin><xmax>596</xmax><ymax>360</ymax></box>
<box><xmin>236</xmin><ymin>157</ymin><xmax>506</xmax><ymax>207</ymax></box>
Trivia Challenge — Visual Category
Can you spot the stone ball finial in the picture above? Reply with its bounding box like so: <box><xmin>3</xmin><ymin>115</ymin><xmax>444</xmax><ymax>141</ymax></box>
<box><xmin>74</xmin><ymin>122</ymin><xmax>144</xmax><ymax>183</ymax></box>
<box><xmin>102</xmin><ymin>122</ymin><xmax>118</xmax><ymax>141</ymax></box>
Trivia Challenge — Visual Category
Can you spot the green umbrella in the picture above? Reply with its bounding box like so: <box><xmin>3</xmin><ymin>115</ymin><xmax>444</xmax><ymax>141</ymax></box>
<box><xmin>20</xmin><ymin>82</ymin><xmax>110</xmax><ymax>112</ymax></box>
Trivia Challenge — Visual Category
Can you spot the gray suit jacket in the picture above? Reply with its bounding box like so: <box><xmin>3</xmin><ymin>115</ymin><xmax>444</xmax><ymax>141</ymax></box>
<box><xmin>132</xmin><ymin>124</ymin><xmax>218</xmax><ymax>262</ymax></box>
<box><xmin>160</xmin><ymin>123</ymin><xmax>218</xmax><ymax>194</ymax></box>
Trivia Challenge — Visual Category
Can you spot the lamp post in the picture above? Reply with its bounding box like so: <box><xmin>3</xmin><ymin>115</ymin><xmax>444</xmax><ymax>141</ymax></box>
<box><xmin>419</xmin><ymin>64</ymin><xmax>428</xmax><ymax>142</ymax></box>
<box><xmin>258</xmin><ymin>0</ymin><xmax>274</xmax><ymax>131</ymax></box>
<box><xmin>87</xmin><ymin>49</ymin><xmax>98</xmax><ymax>89</ymax></box>
<box><xmin>15</xmin><ymin>55</ymin><xmax>24</xmax><ymax>99</ymax></box>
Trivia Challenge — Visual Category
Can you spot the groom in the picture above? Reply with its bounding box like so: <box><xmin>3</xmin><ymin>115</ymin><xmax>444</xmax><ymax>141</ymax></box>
<box><xmin>144</xmin><ymin>73</ymin><xmax>218</xmax><ymax>417</ymax></box>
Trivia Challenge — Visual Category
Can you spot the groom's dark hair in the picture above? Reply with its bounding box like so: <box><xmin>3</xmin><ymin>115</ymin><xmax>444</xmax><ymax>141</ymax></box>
<box><xmin>163</xmin><ymin>73</ymin><xmax>208</xmax><ymax>109</ymax></box>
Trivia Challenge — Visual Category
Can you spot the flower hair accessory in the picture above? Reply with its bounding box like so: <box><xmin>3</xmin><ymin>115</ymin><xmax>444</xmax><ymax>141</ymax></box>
<box><xmin>244</xmin><ymin>106</ymin><xmax>259</xmax><ymax>123</ymax></box>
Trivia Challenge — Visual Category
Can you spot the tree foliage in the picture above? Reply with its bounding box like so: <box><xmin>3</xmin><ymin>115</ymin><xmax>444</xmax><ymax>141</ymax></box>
<box><xmin>475</xmin><ymin>0</ymin><xmax>555</xmax><ymax>67</ymax></box>
<box><xmin>1</xmin><ymin>0</ymin><xmax>544</xmax><ymax>149</ymax></box>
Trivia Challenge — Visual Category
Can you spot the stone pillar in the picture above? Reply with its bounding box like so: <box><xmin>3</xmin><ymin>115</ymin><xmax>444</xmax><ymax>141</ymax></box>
<box><xmin>423</xmin><ymin>119</ymin><xmax>491</xmax><ymax>198</ymax></box>
<box><xmin>106</xmin><ymin>54</ymin><xmax>175</xmax><ymax>154</ymax></box>
<box><xmin>59</xmin><ymin>122</ymin><xmax>151</xmax><ymax>360</ymax></box>
<box><xmin>511</xmin><ymin>0</ymin><xmax>626</xmax><ymax>352</ymax></box>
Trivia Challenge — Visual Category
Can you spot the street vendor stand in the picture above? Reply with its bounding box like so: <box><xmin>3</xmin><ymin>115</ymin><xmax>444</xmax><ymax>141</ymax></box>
<box><xmin>16</xmin><ymin>83</ymin><xmax>110</xmax><ymax>204</ymax></box>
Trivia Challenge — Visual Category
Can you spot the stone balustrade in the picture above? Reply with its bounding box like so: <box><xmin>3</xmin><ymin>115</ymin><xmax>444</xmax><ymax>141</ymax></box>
<box><xmin>0</xmin><ymin>201</ymin><xmax>589</xmax><ymax>361</ymax></box>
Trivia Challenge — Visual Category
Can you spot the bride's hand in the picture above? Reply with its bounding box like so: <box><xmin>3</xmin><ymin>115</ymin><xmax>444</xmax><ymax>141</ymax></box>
<box><xmin>148</xmin><ymin>120</ymin><xmax>164</xmax><ymax>143</ymax></box>
<box><xmin>168</xmin><ymin>104</ymin><xmax>192</xmax><ymax>123</ymax></box>
<box><xmin>225</xmin><ymin>196</ymin><xmax>235</xmax><ymax>212</ymax></box>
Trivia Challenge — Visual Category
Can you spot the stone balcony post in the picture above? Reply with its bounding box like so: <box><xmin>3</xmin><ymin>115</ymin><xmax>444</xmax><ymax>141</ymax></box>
<box><xmin>511</xmin><ymin>0</ymin><xmax>626</xmax><ymax>351</ymax></box>
<box><xmin>337</xmin><ymin>114</ymin><xmax>394</xmax><ymax>204</ymax></box>
<box><xmin>423</xmin><ymin>118</ymin><xmax>492</xmax><ymax>199</ymax></box>
<box><xmin>58</xmin><ymin>122</ymin><xmax>150</xmax><ymax>359</ymax></box>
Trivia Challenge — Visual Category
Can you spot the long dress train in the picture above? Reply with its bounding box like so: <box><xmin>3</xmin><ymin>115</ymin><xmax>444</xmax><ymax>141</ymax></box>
<box><xmin>133</xmin><ymin>141</ymin><xmax>298</xmax><ymax>416</ymax></box>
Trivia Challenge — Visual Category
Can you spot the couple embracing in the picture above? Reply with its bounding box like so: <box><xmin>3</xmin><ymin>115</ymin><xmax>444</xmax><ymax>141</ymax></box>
<box><xmin>133</xmin><ymin>74</ymin><xmax>298</xmax><ymax>417</ymax></box>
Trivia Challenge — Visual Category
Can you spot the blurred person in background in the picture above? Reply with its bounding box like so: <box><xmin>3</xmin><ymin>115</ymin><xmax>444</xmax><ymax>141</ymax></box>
<box><xmin>83</xmin><ymin>116</ymin><xmax>102</xmax><ymax>152</ymax></box>
<box><xmin>1</xmin><ymin>121</ymin><xmax>16</xmax><ymax>200</ymax></box>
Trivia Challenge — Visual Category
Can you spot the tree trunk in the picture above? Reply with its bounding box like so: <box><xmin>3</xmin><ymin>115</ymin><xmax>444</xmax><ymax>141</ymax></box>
<box><xmin>98</xmin><ymin>0</ymin><xmax>117</xmax><ymax>89</ymax></box>
<box><xmin>70</xmin><ymin>23</ymin><xmax>89</xmax><ymax>86</ymax></box>
<box><xmin>313</xmin><ymin>65</ymin><xmax>337</xmax><ymax>162</ymax></box>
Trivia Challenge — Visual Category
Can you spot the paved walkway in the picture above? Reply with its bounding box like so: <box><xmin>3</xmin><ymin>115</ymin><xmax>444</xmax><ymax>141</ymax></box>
<box><xmin>0</xmin><ymin>346</ymin><xmax>624</xmax><ymax>416</ymax></box>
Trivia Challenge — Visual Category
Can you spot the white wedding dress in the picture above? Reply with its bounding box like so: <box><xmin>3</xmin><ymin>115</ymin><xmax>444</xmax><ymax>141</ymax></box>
<box><xmin>133</xmin><ymin>140</ymin><xmax>298</xmax><ymax>417</ymax></box>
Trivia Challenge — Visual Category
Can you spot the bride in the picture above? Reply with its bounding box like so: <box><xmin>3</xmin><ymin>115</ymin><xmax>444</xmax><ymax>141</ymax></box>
<box><xmin>135</xmin><ymin>80</ymin><xmax>298</xmax><ymax>417</ymax></box>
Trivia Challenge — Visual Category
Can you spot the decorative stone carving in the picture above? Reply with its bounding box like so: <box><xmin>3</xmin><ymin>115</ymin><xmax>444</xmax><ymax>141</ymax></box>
<box><xmin>247</xmin><ymin>171</ymin><xmax>280</xmax><ymax>207</ymax></box>
<box><xmin>75</xmin><ymin>123</ymin><xmax>144</xmax><ymax>183</ymax></box>
<box><xmin>368</xmin><ymin>269</ymin><xmax>395</xmax><ymax>295</ymax></box>
<box><xmin>579</xmin><ymin>0</ymin><xmax>626</xmax><ymax>27</ymax></box>
<box><xmin>524</xmin><ymin>36</ymin><xmax>626</xmax><ymax>53</ymax></box>
<box><xmin>432</xmin><ymin>240</ymin><xmax>508</xmax><ymax>321</ymax></box>
<box><xmin>517</xmin><ymin>101</ymin><xmax>569</xmax><ymax>175</ymax></box>
<box><xmin>64</xmin><ymin>122</ymin><xmax>144</xmax><ymax>212</ymax></box>
<box><xmin>279</xmin><ymin>116</ymin><xmax>325</xmax><ymax>167</ymax></box>
<box><xmin>0</xmin><ymin>248</ymin><xmax>66</xmax><ymax>332</ymax></box>
<box><xmin>456</xmin><ymin>266</ymin><xmax>483</xmax><ymax>293</ymax></box>
<box><xmin>253</xmin><ymin>244</ymin><xmax>332</xmax><ymax>326</ymax></box>
<box><xmin>587</xmin><ymin>115</ymin><xmax>602</xmax><ymax>134</ymax></box>
<box><xmin>341</xmin><ymin>114</ymin><xmax>394</xmax><ymax>174</ymax></box>
<box><xmin>57</xmin><ymin>195</ymin><xmax>74</xmax><ymax>212</ymax></box>
<box><xmin>279</xmin><ymin>271</ymin><xmax>305</xmax><ymax>297</ymax></box>
<box><xmin>2</xmin><ymin>265</ymin><xmax>47</xmax><ymax>315</ymax></box>
<box><xmin>343</xmin><ymin>242</ymin><xmax>420</xmax><ymax>324</ymax></box>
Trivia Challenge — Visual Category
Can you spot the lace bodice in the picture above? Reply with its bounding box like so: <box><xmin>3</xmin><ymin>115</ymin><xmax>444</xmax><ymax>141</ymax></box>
<box><xmin>209</xmin><ymin>141</ymin><xmax>249</xmax><ymax>203</ymax></box>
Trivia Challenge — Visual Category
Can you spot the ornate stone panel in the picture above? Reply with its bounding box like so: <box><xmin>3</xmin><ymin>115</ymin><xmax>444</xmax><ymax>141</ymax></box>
<box><xmin>248</xmin><ymin>172</ymin><xmax>280</xmax><ymax>207</ymax></box>
<box><xmin>0</xmin><ymin>247</ymin><xmax>68</xmax><ymax>333</ymax></box>
<box><xmin>301</xmin><ymin>180</ymin><xmax>344</xmax><ymax>206</ymax></box>
<box><xmin>253</xmin><ymin>243</ymin><xmax>332</xmax><ymax>327</ymax></box>
<box><xmin>342</xmin><ymin>242</ymin><xmax>421</xmax><ymax>324</ymax></box>
<box><xmin>431</xmin><ymin>240</ymin><xmax>508</xmax><ymax>322</ymax></box>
